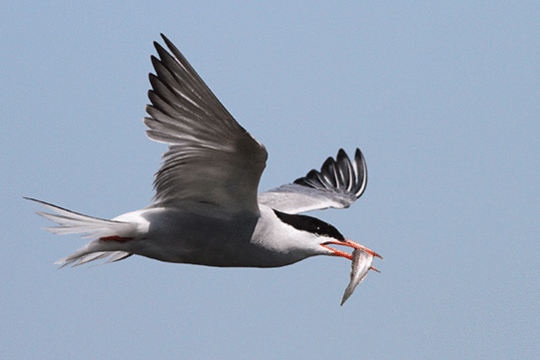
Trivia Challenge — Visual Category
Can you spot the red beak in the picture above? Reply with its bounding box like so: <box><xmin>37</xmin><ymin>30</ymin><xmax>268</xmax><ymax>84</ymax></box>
<box><xmin>321</xmin><ymin>238</ymin><xmax>383</xmax><ymax>262</ymax></box>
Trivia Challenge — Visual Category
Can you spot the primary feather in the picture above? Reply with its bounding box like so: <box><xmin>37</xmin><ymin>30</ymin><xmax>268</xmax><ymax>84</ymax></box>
<box><xmin>258</xmin><ymin>148</ymin><xmax>367</xmax><ymax>214</ymax></box>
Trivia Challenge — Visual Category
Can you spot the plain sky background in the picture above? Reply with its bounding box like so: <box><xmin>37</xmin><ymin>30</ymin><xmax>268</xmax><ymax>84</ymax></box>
<box><xmin>1</xmin><ymin>1</ymin><xmax>538</xmax><ymax>359</ymax></box>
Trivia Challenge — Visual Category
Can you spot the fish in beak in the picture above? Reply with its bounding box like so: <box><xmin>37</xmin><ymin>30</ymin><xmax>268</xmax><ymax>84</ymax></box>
<box><xmin>321</xmin><ymin>238</ymin><xmax>382</xmax><ymax>305</ymax></box>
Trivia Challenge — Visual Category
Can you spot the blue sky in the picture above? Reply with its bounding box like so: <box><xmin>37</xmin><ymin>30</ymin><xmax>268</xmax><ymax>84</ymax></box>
<box><xmin>2</xmin><ymin>1</ymin><xmax>538</xmax><ymax>359</ymax></box>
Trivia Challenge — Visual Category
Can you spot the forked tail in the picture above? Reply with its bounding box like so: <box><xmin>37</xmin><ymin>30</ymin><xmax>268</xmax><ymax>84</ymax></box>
<box><xmin>25</xmin><ymin>197</ymin><xmax>136</xmax><ymax>267</ymax></box>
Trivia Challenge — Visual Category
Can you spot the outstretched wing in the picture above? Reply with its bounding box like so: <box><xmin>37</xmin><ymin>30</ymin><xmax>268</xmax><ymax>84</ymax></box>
<box><xmin>258</xmin><ymin>148</ymin><xmax>367</xmax><ymax>214</ymax></box>
<box><xmin>144</xmin><ymin>34</ymin><xmax>268</xmax><ymax>216</ymax></box>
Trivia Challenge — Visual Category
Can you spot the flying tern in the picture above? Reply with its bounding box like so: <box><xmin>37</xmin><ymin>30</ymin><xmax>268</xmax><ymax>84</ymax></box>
<box><xmin>27</xmin><ymin>34</ymin><xmax>381</xmax><ymax>303</ymax></box>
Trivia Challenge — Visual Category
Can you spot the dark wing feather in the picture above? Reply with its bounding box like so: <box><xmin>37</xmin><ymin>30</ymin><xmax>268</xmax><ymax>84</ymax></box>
<box><xmin>259</xmin><ymin>149</ymin><xmax>367</xmax><ymax>214</ymax></box>
<box><xmin>144</xmin><ymin>34</ymin><xmax>267</xmax><ymax>216</ymax></box>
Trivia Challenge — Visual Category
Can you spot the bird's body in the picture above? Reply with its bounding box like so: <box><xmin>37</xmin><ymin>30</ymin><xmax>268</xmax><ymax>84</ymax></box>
<box><xmin>124</xmin><ymin>205</ymin><xmax>332</xmax><ymax>268</ymax></box>
<box><xmin>29</xmin><ymin>193</ymin><xmax>363</xmax><ymax>268</ymax></box>
<box><xmin>28</xmin><ymin>34</ymin><xmax>380</xmax><ymax>303</ymax></box>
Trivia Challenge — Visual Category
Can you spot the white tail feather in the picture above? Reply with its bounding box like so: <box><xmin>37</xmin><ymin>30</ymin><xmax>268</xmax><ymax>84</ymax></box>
<box><xmin>56</xmin><ymin>250</ymin><xmax>132</xmax><ymax>268</ymax></box>
<box><xmin>26</xmin><ymin>197</ymin><xmax>136</xmax><ymax>267</ymax></box>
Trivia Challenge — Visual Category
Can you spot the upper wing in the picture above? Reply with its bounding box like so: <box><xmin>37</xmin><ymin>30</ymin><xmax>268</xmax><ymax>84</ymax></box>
<box><xmin>144</xmin><ymin>34</ymin><xmax>267</xmax><ymax>216</ymax></box>
<box><xmin>258</xmin><ymin>148</ymin><xmax>367</xmax><ymax>214</ymax></box>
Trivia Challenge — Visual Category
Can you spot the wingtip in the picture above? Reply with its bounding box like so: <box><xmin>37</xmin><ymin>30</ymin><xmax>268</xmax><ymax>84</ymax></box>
<box><xmin>159</xmin><ymin>33</ymin><xmax>177</xmax><ymax>54</ymax></box>
<box><xmin>152</xmin><ymin>40</ymin><xmax>162</xmax><ymax>54</ymax></box>
<box><xmin>354</xmin><ymin>148</ymin><xmax>365</xmax><ymax>164</ymax></box>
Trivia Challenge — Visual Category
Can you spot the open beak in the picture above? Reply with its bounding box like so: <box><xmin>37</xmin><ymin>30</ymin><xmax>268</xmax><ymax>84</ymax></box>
<box><xmin>321</xmin><ymin>238</ymin><xmax>383</xmax><ymax>270</ymax></box>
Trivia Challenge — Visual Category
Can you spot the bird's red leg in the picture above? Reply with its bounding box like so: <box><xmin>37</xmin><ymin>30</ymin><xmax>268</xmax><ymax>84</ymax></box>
<box><xmin>100</xmin><ymin>236</ymin><xmax>134</xmax><ymax>243</ymax></box>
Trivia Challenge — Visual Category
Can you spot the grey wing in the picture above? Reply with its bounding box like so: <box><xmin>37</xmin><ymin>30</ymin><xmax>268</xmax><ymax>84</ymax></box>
<box><xmin>144</xmin><ymin>34</ymin><xmax>268</xmax><ymax>216</ymax></box>
<box><xmin>259</xmin><ymin>148</ymin><xmax>367</xmax><ymax>214</ymax></box>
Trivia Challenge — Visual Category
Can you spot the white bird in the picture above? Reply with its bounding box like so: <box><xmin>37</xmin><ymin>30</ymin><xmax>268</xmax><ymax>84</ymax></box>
<box><xmin>27</xmin><ymin>34</ymin><xmax>381</xmax><ymax>303</ymax></box>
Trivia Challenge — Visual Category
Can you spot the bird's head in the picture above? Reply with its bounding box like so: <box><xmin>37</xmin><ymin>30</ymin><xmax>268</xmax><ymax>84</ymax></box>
<box><xmin>272</xmin><ymin>209</ymin><xmax>382</xmax><ymax>264</ymax></box>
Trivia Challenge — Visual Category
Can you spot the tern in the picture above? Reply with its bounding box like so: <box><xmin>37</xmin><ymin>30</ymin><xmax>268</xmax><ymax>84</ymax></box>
<box><xmin>27</xmin><ymin>35</ymin><xmax>381</xmax><ymax>297</ymax></box>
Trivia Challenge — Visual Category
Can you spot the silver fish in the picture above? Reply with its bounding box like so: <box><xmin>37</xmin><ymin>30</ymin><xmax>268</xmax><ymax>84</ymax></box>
<box><xmin>340</xmin><ymin>248</ymin><xmax>374</xmax><ymax>305</ymax></box>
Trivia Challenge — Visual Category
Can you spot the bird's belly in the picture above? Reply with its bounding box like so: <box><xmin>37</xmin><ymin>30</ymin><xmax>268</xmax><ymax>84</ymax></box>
<box><xmin>128</xmin><ymin>210</ymin><xmax>278</xmax><ymax>267</ymax></box>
